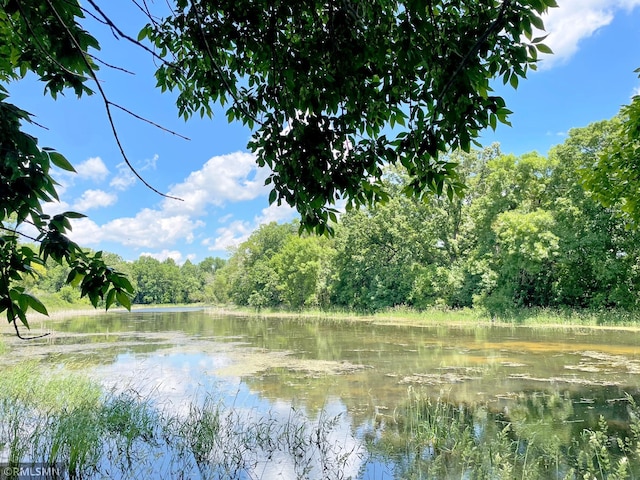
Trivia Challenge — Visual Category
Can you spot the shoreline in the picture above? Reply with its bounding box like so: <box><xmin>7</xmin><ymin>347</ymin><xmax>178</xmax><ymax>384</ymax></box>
<box><xmin>4</xmin><ymin>304</ymin><xmax>640</xmax><ymax>337</ymax></box>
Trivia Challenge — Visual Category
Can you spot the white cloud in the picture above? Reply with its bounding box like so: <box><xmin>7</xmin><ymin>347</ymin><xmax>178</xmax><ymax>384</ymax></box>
<box><xmin>163</xmin><ymin>152</ymin><xmax>270</xmax><ymax>216</ymax></box>
<box><xmin>72</xmin><ymin>189</ymin><xmax>117</xmax><ymax>211</ymax></box>
<box><xmin>139</xmin><ymin>249</ymin><xmax>184</xmax><ymax>263</ymax></box>
<box><xmin>66</xmin><ymin>217</ymin><xmax>103</xmax><ymax>245</ymax></box>
<box><xmin>632</xmin><ymin>85</ymin><xmax>640</xmax><ymax>97</ymax></box>
<box><xmin>42</xmin><ymin>200</ymin><xmax>70</xmax><ymax>216</ymax></box>
<box><xmin>204</xmin><ymin>220</ymin><xmax>254</xmax><ymax>252</ymax></box>
<box><xmin>110</xmin><ymin>162</ymin><xmax>137</xmax><ymax>191</ymax></box>
<box><xmin>218</xmin><ymin>213</ymin><xmax>233</xmax><ymax>224</ymax></box>
<box><xmin>141</xmin><ymin>154</ymin><xmax>159</xmax><ymax>171</ymax></box>
<box><xmin>256</xmin><ymin>202</ymin><xmax>297</xmax><ymax>225</ymax></box>
<box><xmin>64</xmin><ymin>151</ymin><xmax>297</xmax><ymax>256</ymax></box>
<box><xmin>539</xmin><ymin>1</ymin><xmax>640</xmax><ymax>68</ymax></box>
<box><xmin>545</xmin><ymin>130</ymin><xmax>567</xmax><ymax>137</ymax></box>
<box><xmin>66</xmin><ymin>153</ymin><xmax>270</xmax><ymax>251</ymax></box>
<box><xmin>68</xmin><ymin>209</ymin><xmax>205</xmax><ymax>248</ymax></box>
<box><xmin>204</xmin><ymin>203</ymin><xmax>297</xmax><ymax>253</ymax></box>
<box><xmin>75</xmin><ymin>157</ymin><xmax>110</xmax><ymax>181</ymax></box>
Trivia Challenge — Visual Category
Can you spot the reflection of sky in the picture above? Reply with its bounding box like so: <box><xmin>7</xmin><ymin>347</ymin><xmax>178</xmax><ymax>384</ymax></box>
<box><xmin>91</xmin><ymin>351</ymin><xmax>372</xmax><ymax>479</ymax></box>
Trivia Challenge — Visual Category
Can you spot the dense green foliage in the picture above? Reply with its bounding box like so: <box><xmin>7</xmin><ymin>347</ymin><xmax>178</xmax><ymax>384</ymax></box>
<box><xmin>32</xmin><ymin>112</ymin><xmax>640</xmax><ymax>315</ymax></box>
<box><xmin>209</xmin><ymin>115</ymin><xmax>640</xmax><ymax>314</ymax></box>
<box><xmin>27</xmin><ymin>252</ymin><xmax>227</xmax><ymax>308</ymax></box>
<box><xmin>583</xmin><ymin>88</ymin><xmax>640</xmax><ymax>226</ymax></box>
<box><xmin>144</xmin><ymin>0</ymin><xmax>556</xmax><ymax>233</ymax></box>
<box><xmin>0</xmin><ymin>0</ymin><xmax>134</xmax><ymax>335</ymax></box>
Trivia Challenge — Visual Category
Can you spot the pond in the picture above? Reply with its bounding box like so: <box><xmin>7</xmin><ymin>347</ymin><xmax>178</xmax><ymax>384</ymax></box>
<box><xmin>3</xmin><ymin>308</ymin><xmax>640</xmax><ymax>478</ymax></box>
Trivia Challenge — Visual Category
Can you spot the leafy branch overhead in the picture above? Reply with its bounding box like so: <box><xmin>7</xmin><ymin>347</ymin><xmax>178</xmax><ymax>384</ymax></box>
<box><xmin>142</xmin><ymin>0</ymin><xmax>557</xmax><ymax>233</ymax></box>
<box><xmin>0</xmin><ymin>0</ymin><xmax>134</xmax><ymax>336</ymax></box>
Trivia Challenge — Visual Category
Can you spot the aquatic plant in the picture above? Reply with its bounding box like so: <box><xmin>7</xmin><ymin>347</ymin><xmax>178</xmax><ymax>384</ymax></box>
<box><xmin>4</xmin><ymin>363</ymin><xmax>640</xmax><ymax>479</ymax></box>
<box><xmin>0</xmin><ymin>364</ymin><xmax>362</xmax><ymax>478</ymax></box>
<box><xmin>365</xmin><ymin>389</ymin><xmax>640</xmax><ymax>479</ymax></box>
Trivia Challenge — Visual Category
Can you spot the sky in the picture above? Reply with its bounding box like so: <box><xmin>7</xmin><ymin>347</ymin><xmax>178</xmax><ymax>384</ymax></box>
<box><xmin>8</xmin><ymin>1</ymin><xmax>640</xmax><ymax>265</ymax></box>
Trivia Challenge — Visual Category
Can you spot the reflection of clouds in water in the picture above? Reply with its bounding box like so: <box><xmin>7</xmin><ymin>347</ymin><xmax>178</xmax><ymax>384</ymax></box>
<box><xmin>92</xmin><ymin>352</ymin><xmax>366</xmax><ymax>479</ymax></box>
<box><xmin>93</xmin><ymin>351</ymin><xmax>238</xmax><ymax>415</ymax></box>
<box><xmin>243</xmin><ymin>398</ymin><xmax>365</xmax><ymax>480</ymax></box>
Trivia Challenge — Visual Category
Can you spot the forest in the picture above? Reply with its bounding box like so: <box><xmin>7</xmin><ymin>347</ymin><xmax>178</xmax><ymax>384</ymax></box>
<box><xmin>26</xmin><ymin>112</ymin><xmax>640</xmax><ymax>316</ymax></box>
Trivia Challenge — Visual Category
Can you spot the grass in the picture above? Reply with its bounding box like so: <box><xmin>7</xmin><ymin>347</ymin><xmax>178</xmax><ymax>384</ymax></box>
<box><xmin>24</xmin><ymin>294</ymin><xmax>640</xmax><ymax>331</ymax></box>
<box><xmin>366</xmin><ymin>388</ymin><xmax>640</xmax><ymax>480</ymax></box>
<box><xmin>2</xmin><ymin>363</ymin><xmax>640</xmax><ymax>478</ymax></box>
<box><xmin>206</xmin><ymin>304</ymin><xmax>640</xmax><ymax>331</ymax></box>
<box><xmin>0</xmin><ymin>363</ymin><xmax>362</xmax><ymax>478</ymax></box>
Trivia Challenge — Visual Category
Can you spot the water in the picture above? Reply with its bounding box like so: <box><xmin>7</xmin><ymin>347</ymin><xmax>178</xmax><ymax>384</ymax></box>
<box><xmin>4</xmin><ymin>309</ymin><xmax>640</xmax><ymax>478</ymax></box>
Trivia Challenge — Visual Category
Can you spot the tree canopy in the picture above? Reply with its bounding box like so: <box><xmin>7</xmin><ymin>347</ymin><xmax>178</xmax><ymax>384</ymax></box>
<box><xmin>143</xmin><ymin>0</ymin><xmax>556</xmax><ymax>232</ymax></box>
<box><xmin>0</xmin><ymin>0</ymin><xmax>557</xmax><ymax>333</ymax></box>
<box><xmin>582</xmin><ymin>88</ymin><xmax>640</xmax><ymax>225</ymax></box>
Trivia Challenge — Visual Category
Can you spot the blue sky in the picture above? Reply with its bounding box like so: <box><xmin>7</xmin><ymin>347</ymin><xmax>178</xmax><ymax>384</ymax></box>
<box><xmin>9</xmin><ymin>1</ymin><xmax>640</xmax><ymax>264</ymax></box>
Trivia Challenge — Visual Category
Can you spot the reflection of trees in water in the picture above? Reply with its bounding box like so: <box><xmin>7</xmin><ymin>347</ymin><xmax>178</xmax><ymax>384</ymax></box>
<box><xmin>364</xmin><ymin>388</ymin><xmax>640</xmax><ymax>479</ymax></box>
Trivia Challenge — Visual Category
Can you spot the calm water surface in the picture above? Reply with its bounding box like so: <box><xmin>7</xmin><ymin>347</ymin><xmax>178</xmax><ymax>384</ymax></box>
<box><xmin>4</xmin><ymin>309</ymin><xmax>640</xmax><ymax>477</ymax></box>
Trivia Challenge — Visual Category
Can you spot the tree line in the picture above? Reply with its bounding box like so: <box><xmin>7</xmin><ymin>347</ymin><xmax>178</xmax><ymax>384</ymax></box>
<box><xmin>215</xmin><ymin>116</ymin><xmax>640</xmax><ymax>314</ymax></box>
<box><xmin>26</xmin><ymin>113</ymin><xmax>640</xmax><ymax>315</ymax></box>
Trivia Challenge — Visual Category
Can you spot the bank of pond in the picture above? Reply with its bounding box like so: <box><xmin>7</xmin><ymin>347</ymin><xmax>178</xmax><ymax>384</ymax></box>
<box><xmin>3</xmin><ymin>308</ymin><xmax>640</xmax><ymax>478</ymax></box>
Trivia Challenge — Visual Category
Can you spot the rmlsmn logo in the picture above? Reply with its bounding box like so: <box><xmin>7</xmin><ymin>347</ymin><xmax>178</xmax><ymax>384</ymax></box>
<box><xmin>0</xmin><ymin>464</ymin><xmax>63</xmax><ymax>479</ymax></box>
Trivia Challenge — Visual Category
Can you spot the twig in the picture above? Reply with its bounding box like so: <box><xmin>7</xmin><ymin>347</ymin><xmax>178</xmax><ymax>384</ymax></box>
<box><xmin>13</xmin><ymin>320</ymin><xmax>51</xmax><ymax>340</ymax></box>
<box><xmin>109</xmin><ymin>102</ymin><xmax>191</xmax><ymax>140</ymax></box>
<box><xmin>88</xmin><ymin>53</ymin><xmax>136</xmax><ymax>75</ymax></box>
<box><xmin>0</xmin><ymin>225</ymin><xmax>39</xmax><ymax>243</ymax></box>
<box><xmin>85</xmin><ymin>0</ymin><xmax>177</xmax><ymax>68</ymax></box>
<box><xmin>44</xmin><ymin>0</ymin><xmax>183</xmax><ymax>201</ymax></box>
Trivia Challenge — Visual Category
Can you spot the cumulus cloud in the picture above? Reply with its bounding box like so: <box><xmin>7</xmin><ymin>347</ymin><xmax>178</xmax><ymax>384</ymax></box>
<box><xmin>139</xmin><ymin>249</ymin><xmax>185</xmax><ymax>263</ymax></box>
<box><xmin>72</xmin><ymin>189</ymin><xmax>117</xmax><ymax>211</ymax></box>
<box><xmin>203</xmin><ymin>220</ymin><xmax>254</xmax><ymax>252</ymax></box>
<box><xmin>68</xmin><ymin>209</ymin><xmax>204</xmax><ymax>248</ymax></box>
<box><xmin>163</xmin><ymin>152</ymin><xmax>270</xmax><ymax>216</ymax></box>
<box><xmin>65</xmin><ymin>217</ymin><xmax>104</xmax><ymax>245</ymax></box>
<box><xmin>539</xmin><ymin>1</ymin><xmax>640</xmax><ymax>68</ymax></box>
<box><xmin>257</xmin><ymin>202</ymin><xmax>297</xmax><ymax>224</ymax></box>
<box><xmin>75</xmin><ymin>156</ymin><xmax>110</xmax><ymax>181</ymax></box>
<box><xmin>65</xmin><ymin>152</ymin><xmax>273</xmax><ymax>252</ymax></box>
<box><xmin>59</xmin><ymin>150</ymin><xmax>299</xmax><ymax>257</ymax></box>
<box><xmin>203</xmin><ymin>203</ymin><xmax>297</xmax><ymax>253</ymax></box>
<box><xmin>110</xmin><ymin>162</ymin><xmax>137</xmax><ymax>191</ymax></box>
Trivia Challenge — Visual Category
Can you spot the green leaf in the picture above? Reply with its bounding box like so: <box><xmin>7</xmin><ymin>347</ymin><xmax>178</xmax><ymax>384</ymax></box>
<box><xmin>63</xmin><ymin>211</ymin><xmax>87</xmax><ymax>219</ymax></box>
<box><xmin>536</xmin><ymin>44</ymin><xmax>553</xmax><ymax>55</ymax></box>
<box><xmin>25</xmin><ymin>294</ymin><xmax>48</xmax><ymax>316</ymax></box>
<box><xmin>116</xmin><ymin>291</ymin><xmax>132</xmax><ymax>310</ymax></box>
<box><xmin>105</xmin><ymin>288</ymin><xmax>117</xmax><ymax>310</ymax></box>
<box><xmin>48</xmin><ymin>151</ymin><xmax>76</xmax><ymax>172</ymax></box>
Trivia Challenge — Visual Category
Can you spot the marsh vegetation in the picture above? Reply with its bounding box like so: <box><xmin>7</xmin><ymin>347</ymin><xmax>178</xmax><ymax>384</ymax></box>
<box><xmin>2</xmin><ymin>362</ymin><xmax>640</xmax><ymax>479</ymax></box>
<box><xmin>3</xmin><ymin>310</ymin><xmax>640</xmax><ymax>478</ymax></box>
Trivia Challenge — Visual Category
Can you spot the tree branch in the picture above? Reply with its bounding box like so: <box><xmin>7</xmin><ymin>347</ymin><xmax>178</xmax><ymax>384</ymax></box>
<box><xmin>88</xmin><ymin>53</ymin><xmax>136</xmax><ymax>75</ymax></box>
<box><xmin>85</xmin><ymin>0</ymin><xmax>178</xmax><ymax>67</ymax></box>
<box><xmin>13</xmin><ymin>319</ymin><xmax>50</xmax><ymax>340</ymax></box>
<box><xmin>189</xmin><ymin>1</ymin><xmax>264</xmax><ymax>128</ymax></box>
<box><xmin>0</xmin><ymin>225</ymin><xmax>39</xmax><ymax>243</ymax></box>
<box><xmin>434</xmin><ymin>0</ymin><xmax>512</xmax><ymax>109</ymax></box>
<box><xmin>44</xmin><ymin>0</ymin><xmax>183</xmax><ymax>201</ymax></box>
<box><xmin>109</xmin><ymin>102</ymin><xmax>191</xmax><ymax>140</ymax></box>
